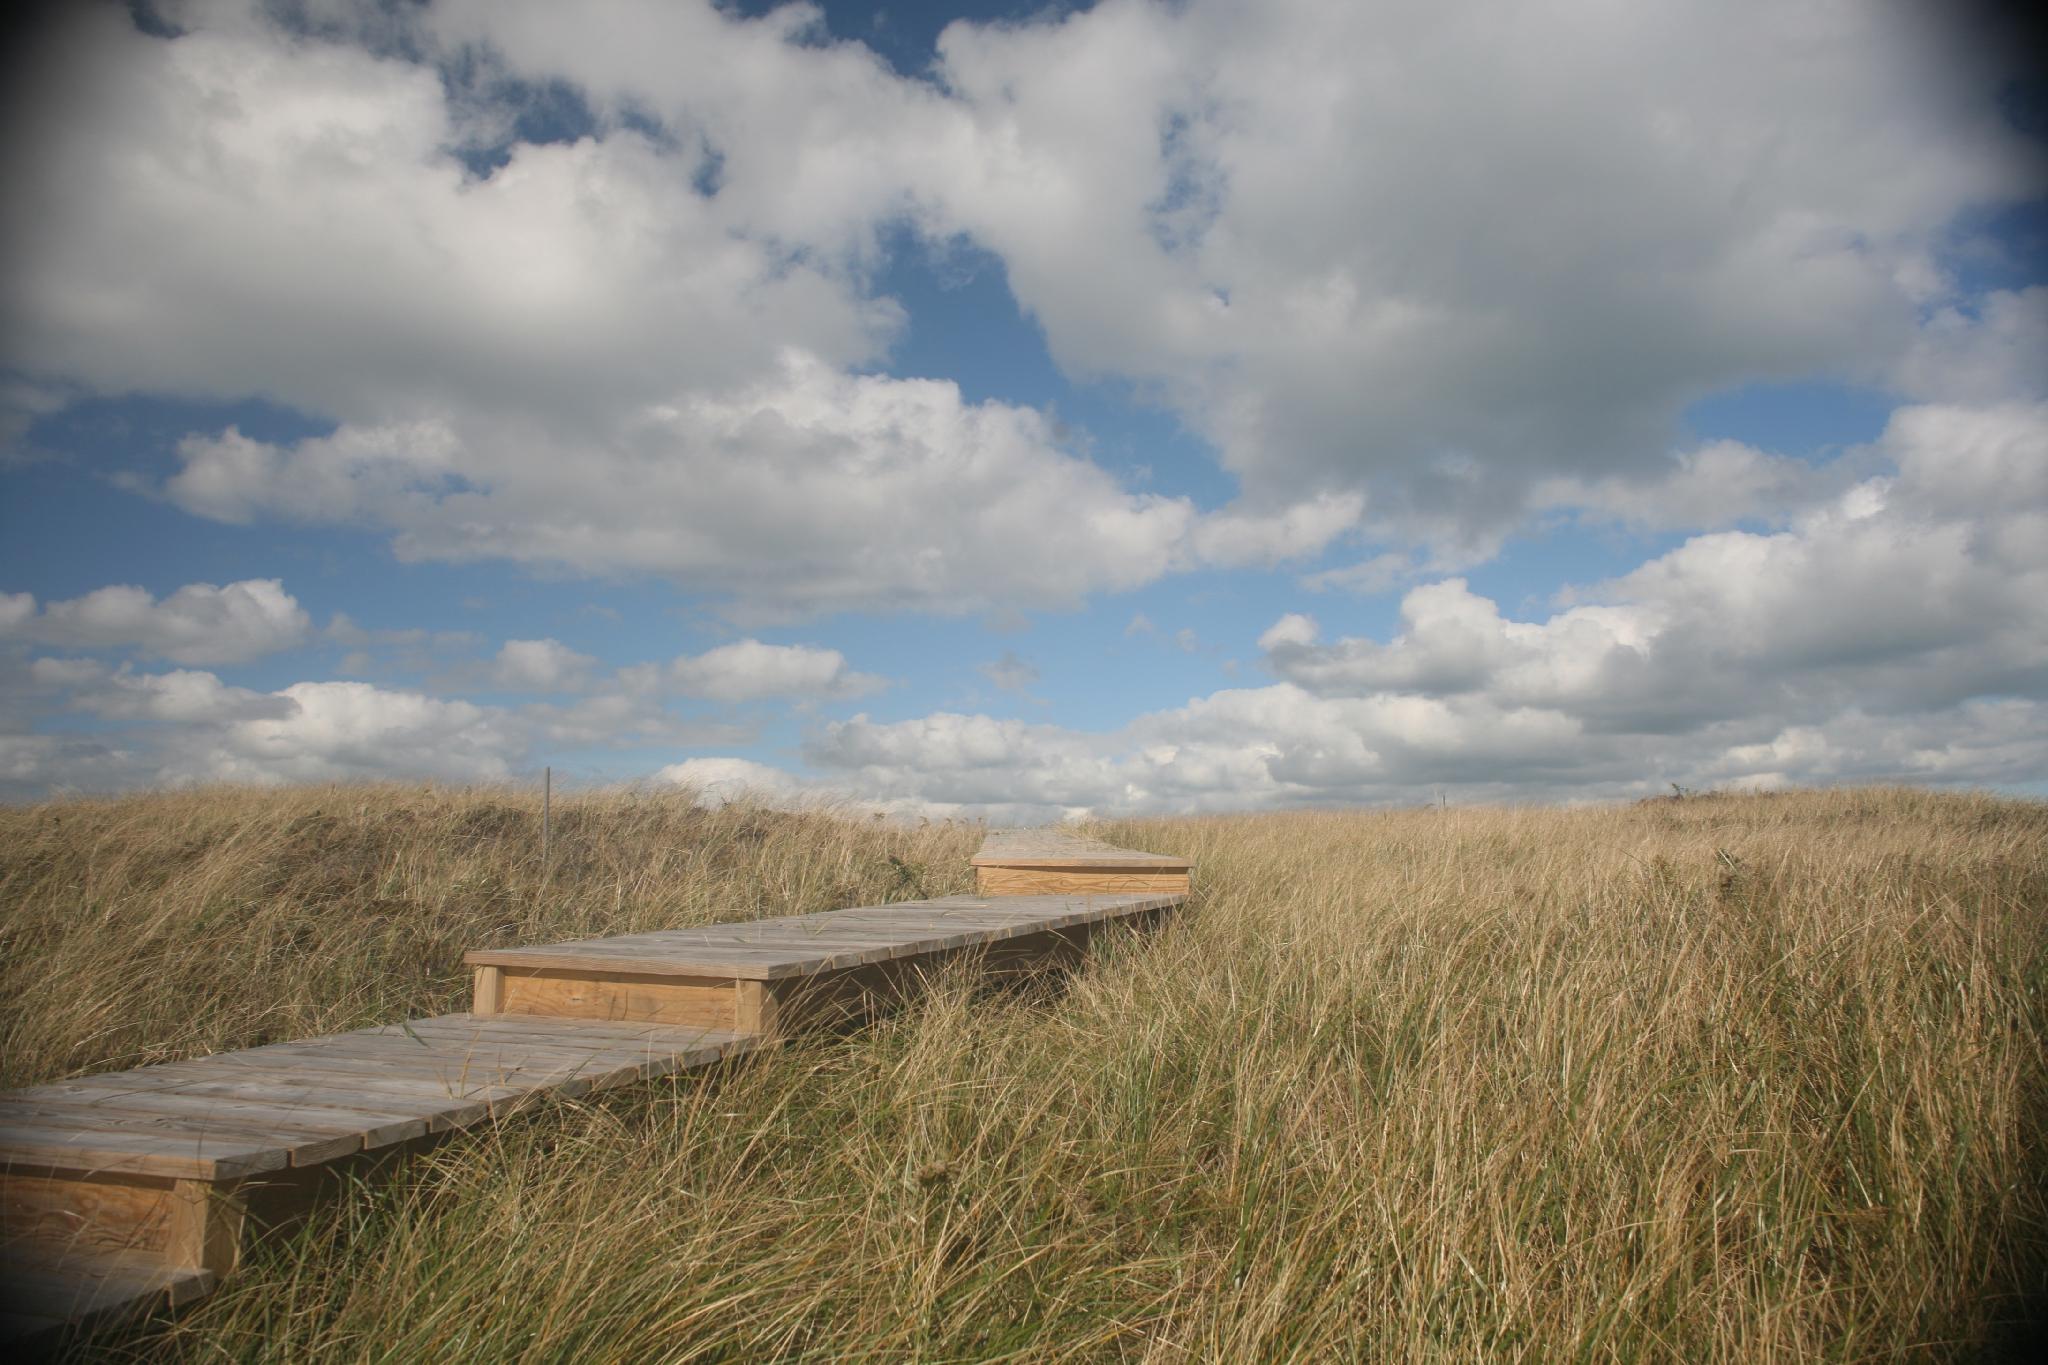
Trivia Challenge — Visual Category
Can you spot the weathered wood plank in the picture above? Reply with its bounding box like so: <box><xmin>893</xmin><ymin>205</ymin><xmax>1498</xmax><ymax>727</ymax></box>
<box><xmin>378</xmin><ymin>1017</ymin><xmax>751</xmax><ymax>1056</ymax></box>
<box><xmin>251</xmin><ymin>1035</ymin><xmax>724</xmax><ymax>1096</ymax></box>
<box><xmin>977</xmin><ymin>867</ymin><xmax>1190</xmax><ymax>896</ymax></box>
<box><xmin>269</xmin><ymin>1032</ymin><xmax>720</xmax><ymax>1088</ymax></box>
<box><xmin>28</xmin><ymin>1066</ymin><xmax>508</xmax><ymax>1118</ymax></box>
<box><xmin>132</xmin><ymin>1059</ymin><xmax>526</xmax><ymax>1118</ymax></box>
<box><xmin>23</xmin><ymin>1074</ymin><xmax>487</xmax><ymax>1135</ymax></box>
<box><xmin>254</xmin><ymin>1032</ymin><xmax>636</xmax><ymax>1068</ymax></box>
<box><xmin>0</xmin><ymin>1122</ymin><xmax>286</xmax><ymax>1181</ymax></box>
<box><xmin>495</xmin><ymin>969</ymin><xmax>741</xmax><ymax>1030</ymax></box>
<box><xmin>470</xmin><ymin>944</ymin><xmax>827</xmax><ymax>978</ymax></box>
<box><xmin>17</xmin><ymin>1091</ymin><xmax>431</xmax><ymax>1153</ymax></box>
<box><xmin>472</xmin><ymin>965</ymin><xmax>504</xmax><ymax>1015</ymax></box>
<box><xmin>0</xmin><ymin>1104</ymin><xmax>361</xmax><ymax>1170</ymax></box>
<box><xmin>464</xmin><ymin>891</ymin><xmax>1182</xmax><ymax>980</ymax></box>
<box><xmin>1</xmin><ymin>1168</ymin><xmax>179</xmax><ymax>1258</ymax></box>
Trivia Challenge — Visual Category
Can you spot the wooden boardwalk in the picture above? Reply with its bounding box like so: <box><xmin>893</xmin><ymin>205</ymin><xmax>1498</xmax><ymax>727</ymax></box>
<box><xmin>972</xmin><ymin>830</ymin><xmax>1190</xmax><ymax>896</ymax></box>
<box><xmin>1</xmin><ymin>830</ymin><xmax>1189</xmax><ymax>1344</ymax></box>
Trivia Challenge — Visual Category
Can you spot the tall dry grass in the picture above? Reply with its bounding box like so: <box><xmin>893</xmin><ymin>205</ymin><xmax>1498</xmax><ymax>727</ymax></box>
<box><xmin>0</xmin><ymin>785</ymin><xmax>977</xmax><ymax>1088</ymax></box>
<box><xmin>3</xmin><ymin>785</ymin><xmax>2043</xmax><ymax>1360</ymax></box>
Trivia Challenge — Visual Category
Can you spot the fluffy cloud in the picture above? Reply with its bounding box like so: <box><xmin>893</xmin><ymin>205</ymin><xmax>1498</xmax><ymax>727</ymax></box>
<box><xmin>1268</xmin><ymin>403</ymin><xmax>2048</xmax><ymax>727</ymax></box>
<box><xmin>0</xmin><ymin>2</ymin><xmax>2040</xmax><ymax>810</ymax></box>
<box><xmin>1894</xmin><ymin>287</ymin><xmax>2048</xmax><ymax>406</ymax></box>
<box><xmin>161</xmin><ymin>357</ymin><xmax>1359</xmax><ymax>618</ymax></box>
<box><xmin>667</xmin><ymin>400</ymin><xmax>2048</xmax><ymax>817</ymax></box>
<box><xmin>1532</xmin><ymin>441</ymin><xmax>1852</xmax><ymax>534</ymax></box>
<box><xmin>200</xmin><ymin>681</ymin><xmax>523</xmax><ymax>786</ymax></box>
<box><xmin>2</xmin><ymin>3</ymin><xmax>1353</xmax><ymax>620</ymax></box>
<box><xmin>0</xmin><ymin>579</ymin><xmax>310</xmax><ymax>664</ymax></box>
<box><xmin>519</xmin><ymin>690</ymin><xmax>748</xmax><ymax>751</ymax></box>
<box><xmin>493</xmin><ymin>638</ymin><xmax>598</xmax><ymax>693</ymax></box>
<box><xmin>806</xmin><ymin>711</ymin><xmax>1118</xmax><ymax>809</ymax></box>
<box><xmin>0</xmin><ymin>625</ymin><xmax>884</xmax><ymax>796</ymax></box>
<box><xmin>55</xmin><ymin>663</ymin><xmax>296</xmax><ymax>725</ymax></box>
<box><xmin>14</xmin><ymin>1</ymin><xmax>2030</xmax><ymax>614</ymax></box>
<box><xmin>0</xmin><ymin>663</ymin><xmax>527</xmax><ymax>797</ymax></box>
<box><xmin>654</xmin><ymin>757</ymin><xmax>813</xmax><ymax>808</ymax></box>
<box><xmin>747</xmin><ymin>684</ymin><xmax>2048</xmax><ymax>823</ymax></box>
<box><xmin>666</xmin><ymin>638</ymin><xmax>884</xmax><ymax>702</ymax></box>
<box><xmin>782</xmin><ymin>689</ymin><xmax>1604</xmax><ymax>818</ymax></box>
<box><xmin>5</xmin><ymin>392</ymin><xmax>2040</xmax><ymax>809</ymax></box>
<box><xmin>914</xmin><ymin>0</ymin><xmax>2044</xmax><ymax>541</ymax></box>
<box><xmin>1181</xmin><ymin>492</ymin><xmax>1365</xmax><ymax>568</ymax></box>
<box><xmin>1</xmin><ymin>2</ymin><xmax>893</xmax><ymax>425</ymax></box>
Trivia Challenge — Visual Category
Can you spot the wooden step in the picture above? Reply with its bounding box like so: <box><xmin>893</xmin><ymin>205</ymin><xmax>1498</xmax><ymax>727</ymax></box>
<box><xmin>0</xmin><ymin>1016</ymin><xmax>756</xmax><ymax>1343</ymax></box>
<box><xmin>465</xmin><ymin>891</ymin><xmax>1185</xmax><ymax>1035</ymax></box>
<box><xmin>2</xmin><ymin>838</ymin><xmax>1193</xmax><ymax>1344</ymax></box>
<box><xmin>971</xmin><ymin>830</ymin><xmax>1192</xmax><ymax>896</ymax></box>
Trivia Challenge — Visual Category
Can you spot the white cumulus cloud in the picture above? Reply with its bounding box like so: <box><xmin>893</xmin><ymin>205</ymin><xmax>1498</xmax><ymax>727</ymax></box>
<box><xmin>11</xmin><ymin>0</ymin><xmax>2032</xmax><ymax>613</ymax></box>
<box><xmin>677</xmin><ymin>399</ymin><xmax>2048</xmax><ymax>817</ymax></box>
<box><xmin>667</xmin><ymin>638</ymin><xmax>885</xmax><ymax>702</ymax></box>
<box><xmin>0</xmin><ymin>578</ymin><xmax>310</xmax><ymax>664</ymax></box>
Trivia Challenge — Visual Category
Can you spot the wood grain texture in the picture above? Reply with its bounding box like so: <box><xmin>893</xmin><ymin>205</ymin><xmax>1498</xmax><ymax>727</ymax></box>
<box><xmin>0</xmin><ymin>1017</ymin><xmax>753</xmax><ymax>1182</ymax></box>
<box><xmin>472</xmin><ymin>965</ymin><xmax>504</xmax><ymax>1016</ymax></box>
<box><xmin>0</xmin><ymin>1103</ymin><xmax>363</xmax><ymax>1170</ymax></box>
<box><xmin>44</xmin><ymin>1092</ymin><xmax>429</xmax><ymax>1152</ymax></box>
<box><xmin>0</xmin><ymin>1119</ymin><xmax>289</xmax><ymax>1182</ymax></box>
<box><xmin>1</xmin><ymin>1169</ymin><xmax>177</xmax><ymax>1258</ymax></box>
<box><xmin>975</xmin><ymin>867</ymin><xmax>1191</xmax><ymax>897</ymax></box>
<box><xmin>164</xmin><ymin>1177</ymin><xmax>242</xmax><ymax>1276</ymax></box>
<box><xmin>496</xmin><ymin>968</ymin><xmax>742</xmax><ymax>1030</ymax></box>
<box><xmin>33</xmin><ymin>1076</ymin><xmax>462</xmax><ymax>1136</ymax></box>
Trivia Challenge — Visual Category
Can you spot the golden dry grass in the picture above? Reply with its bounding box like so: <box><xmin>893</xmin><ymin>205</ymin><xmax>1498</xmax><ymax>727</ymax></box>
<box><xmin>2</xmin><ymin>783</ymin><xmax>2043</xmax><ymax>1360</ymax></box>
<box><xmin>0</xmin><ymin>785</ymin><xmax>977</xmax><ymax>1089</ymax></box>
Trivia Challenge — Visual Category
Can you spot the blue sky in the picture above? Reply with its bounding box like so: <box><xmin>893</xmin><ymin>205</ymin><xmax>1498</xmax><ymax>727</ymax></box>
<box><xmin>1</xmin><ymin>0</ymin><xmax>2043</xmax><ymax>818</ymax></box>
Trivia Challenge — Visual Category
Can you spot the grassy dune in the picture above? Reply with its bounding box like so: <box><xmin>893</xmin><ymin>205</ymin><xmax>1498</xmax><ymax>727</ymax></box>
<box><xmin>2</xmin><ymin>785</ymin><xmax>2043</xmax><ymax>1360</ymax></box>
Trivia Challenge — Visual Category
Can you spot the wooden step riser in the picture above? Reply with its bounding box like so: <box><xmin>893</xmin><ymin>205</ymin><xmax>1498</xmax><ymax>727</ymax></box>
<box><xmin>2</xmin><ymin>1169</ymin><xmax>239</xmax><ymax>1276</ymax></box>
<box><xmin>3</xmin><ymin>1140</ymin><xmax>441</xmax><ymax>1288</ymax></box>
<box><xmin>474</xmin><ymin>965</ymin><xmax>749</xmax><ymax>1032</ymax></box>
<box><xmin>975</xmin><ymin>866</ymin><xmax>1190</xmax><ymax>896</ymax></box>
<box><xmin>474</xmin><ymin>922</ymin><xmax>1151</xmax><ymax>1037</ymax></box>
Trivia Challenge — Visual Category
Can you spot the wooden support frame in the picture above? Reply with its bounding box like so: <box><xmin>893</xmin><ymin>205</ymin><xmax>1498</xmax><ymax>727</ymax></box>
<box><xmin>1</xmin><ymin>1167</ymin><xmax>244</xmax><ymax>1277</ymax></box>
<box><xmin>468</xmin><ymin>922</ymin><xmax>1140</xmax><ymax>1042</ymax></box>
<box><xmin>472</xmin><ymin>965</ymin><xmax>503</xmax><ymax>1016</ymax></box>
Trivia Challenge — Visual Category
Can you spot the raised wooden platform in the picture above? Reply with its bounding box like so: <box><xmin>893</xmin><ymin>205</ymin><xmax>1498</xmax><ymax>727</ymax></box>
<box><xmin>466</xmin><ymin>891</ymin><xmax>1182</xmax><ymax>1034</ymax></box>
<box><xmin>0</xmin><ymin>1016</ymin><xmax>754</xmax><ymax>1345</ymax></box>
<box><xmin>971</xmin><ymin>829</ymin><xmax>1191</xmax><ymax>896</ymax></box>
<box><xmin>2</xmin><ymin>838</ymin><xmax>1191</xmax><ymax>1346</ymax></box>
